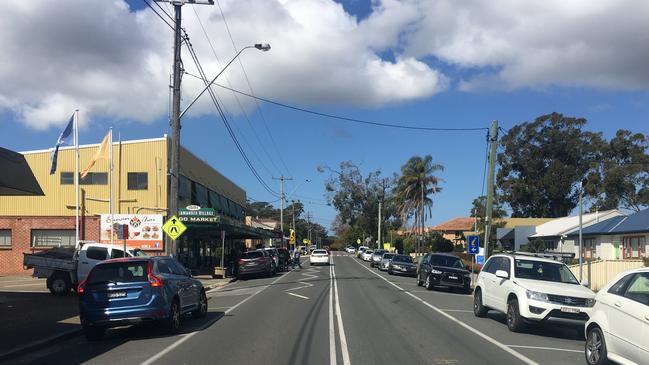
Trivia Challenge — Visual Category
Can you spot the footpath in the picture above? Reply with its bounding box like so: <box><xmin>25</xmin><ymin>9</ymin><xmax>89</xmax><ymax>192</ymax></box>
<box><xmin>0</xmin><ymin>275</ymin><xmax>231</xmax><ymax>362</ymax></box>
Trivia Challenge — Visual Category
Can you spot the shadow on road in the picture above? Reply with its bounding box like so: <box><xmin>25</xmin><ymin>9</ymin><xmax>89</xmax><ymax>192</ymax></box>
<box><xmin>484</xmin><ymin>312</ymin><xmax>584</xmax><ymax>341</ymax></box>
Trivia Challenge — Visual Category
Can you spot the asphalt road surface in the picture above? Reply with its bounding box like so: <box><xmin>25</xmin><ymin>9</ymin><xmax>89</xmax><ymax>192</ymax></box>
<box><xmin>4</xmin><ymin>254</ymin><xmax>586</xmax><ymax>365</ymax></box>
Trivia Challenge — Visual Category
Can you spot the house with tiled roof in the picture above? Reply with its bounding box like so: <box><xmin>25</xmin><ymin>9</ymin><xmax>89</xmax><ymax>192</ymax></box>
<box><xmin>426</xmin><ymin>217</ymin><xmax>477</xmax><ymax>245</ymax></box>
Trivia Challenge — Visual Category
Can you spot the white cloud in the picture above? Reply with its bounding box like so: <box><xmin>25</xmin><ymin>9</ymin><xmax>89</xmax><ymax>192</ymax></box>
<box><xmin>1</xmin><ymin>0</ymin><xmax>648</xmax><ymax>130</ymax></box>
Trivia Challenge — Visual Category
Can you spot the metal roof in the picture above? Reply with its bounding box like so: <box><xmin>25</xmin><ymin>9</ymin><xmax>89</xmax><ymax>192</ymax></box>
<box><xmin>570</xmin><ymin>208</ymin><xmax>649</xmax><ymax>235</ymax></box>
<box><xmin>529</xmin><ymin>209</ymin><xmax>624</xmax><ymax>238</ymax></box>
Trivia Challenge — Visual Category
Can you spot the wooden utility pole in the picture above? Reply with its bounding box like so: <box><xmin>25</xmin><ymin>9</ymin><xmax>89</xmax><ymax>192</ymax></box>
<box><xmin>484</xmin><ymin>120</ymin><xmax>499</xmax><ymax>260</ymax></box>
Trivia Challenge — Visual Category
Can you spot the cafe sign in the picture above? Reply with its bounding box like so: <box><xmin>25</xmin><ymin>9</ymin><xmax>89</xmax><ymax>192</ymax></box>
<box><xmin>178</xmin><ymin>205</ymin><xmax>219</xmax><ymax>223</ymax></box>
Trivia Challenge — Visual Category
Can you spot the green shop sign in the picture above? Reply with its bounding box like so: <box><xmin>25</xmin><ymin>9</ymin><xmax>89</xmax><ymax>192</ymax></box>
<box><xmin>178</xmin><ymin>205</ymin><xmax>219</xmax><ymax>223</ymax></box>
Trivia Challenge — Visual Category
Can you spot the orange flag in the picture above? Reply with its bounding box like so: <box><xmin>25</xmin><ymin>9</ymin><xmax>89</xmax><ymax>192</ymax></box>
<box><xmin>80</xmin><ymin>130</ymin><xmax>111</xmax><ymax>178</ymax></box>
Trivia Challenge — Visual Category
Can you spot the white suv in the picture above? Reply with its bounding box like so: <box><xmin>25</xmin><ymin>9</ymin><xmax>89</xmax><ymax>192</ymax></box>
<box><xmin>473</xmin><ymin>253</ymin><xmax>595</xmax><ymax>332</ymax></box>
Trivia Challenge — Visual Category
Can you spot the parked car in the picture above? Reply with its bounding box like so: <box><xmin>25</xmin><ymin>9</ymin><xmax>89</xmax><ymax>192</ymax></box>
<box><xmin>78</xmin><ymin>256</ymin><xmax>207</xmax><ymax>341</ymax></box>
<box><xmin>345</xmin><ymin>246</ymin><xmax>356</xmax><ymax>254</ymax></box>
<box><xmin>388</xmin><ymin>255</ymin><xmax>417</xmax><ymax>276</ymax></box>
<box><xmin>379</xmin><ymin>253</ymin><xmax>395</xmax><ymax>271</ymax></box>
<box><xmin>357</xmin><ymin>246</ymin><xmax>369</xmax><ymax>258</ymax></box>
<box><xmin>473</xmin><ymin>253</ymin><xmax>596</xmax><ymax>332</ymax></box>
<box><xmin>417</xmin><ymin>253</ymin><xmax>471</xmax><ymax>293</ymax></box>
<box><xmin>361</xmin><ymin>249</ymin><xmax>374</xmax><ymax>261</ymax></box>
<box><xmin>370</xmin><ymin>249</ymin><xmax>387</xmax><ymax>268</ymax></box>
<box><xmin>23</xmin><ymin>242</ymin><xmax>143</xmax><ymax>296</ymax></box>
<box><xmin>263</xmin><ymin>247</ymin><xmax>280</xmax><ymax>272</ymax></box>
<box><xmin>584</xmin><ymin>267</ymin><xmax>649</xmax><ymax>365</ymax></box>
<box><xmin>309</xmin><ymin>245</ymin><xmax>317</xmax><ymax>252</ymax></box>
<box><xmin>309</xmin><ymin>249</ymin><xmax>331</xmax><ymax>266</ymax></box>
<box><xmin>237</xmin><ymin>250</ymin><xmax>274</xmax><ymax>279</ymax></box>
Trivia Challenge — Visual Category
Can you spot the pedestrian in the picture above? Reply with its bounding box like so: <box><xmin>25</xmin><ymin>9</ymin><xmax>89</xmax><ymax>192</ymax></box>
<box><xmin>292</xmin><ymin>248</ymin><xmax>302</xmax><ymax>269</ymax></box>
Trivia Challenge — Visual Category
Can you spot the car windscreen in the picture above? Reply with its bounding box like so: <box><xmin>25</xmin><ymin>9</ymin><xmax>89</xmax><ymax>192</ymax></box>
<box><xmin>374</xmin><ymin>250</ymin><xmax>386</xmax><ymax>255</ymax></box>
<box><xmin>241</xmin><ymin>251</ymin><xmax>263</xmax><ymax>259</ymax></box>
<box><xmin>392</xmin><ymin>255</ymin><xmax>413</xmax><ymax>263</ymax></box>
<box><xmin>514</xmin><ymin>259</ymin><xmax>579</xmax><ymax>284</ymax></box>
<box><xmin>383</xmin><ymin>254</ymin><xmax>395</xmax><ymax>259</ymax></box>
<box><xmin>430</xmin><ymin>255</ymin><xmax>464</xmax><ymax>269</ymax></box>
<box><xmin>87</xmin><ymin>261</ymin><xmax>148</xmax><ymax>284</ymax></box>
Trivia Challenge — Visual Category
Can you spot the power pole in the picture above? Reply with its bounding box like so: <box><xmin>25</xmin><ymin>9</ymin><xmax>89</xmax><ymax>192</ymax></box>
<box><xmin>307</xmin><ymin>212</ymin><xmax>312</xmax><ymax>245</ymax></box>
<box><xmin>484</xmin><ymin>120</ymin><xmax>499</xmax><ymax>261</ymax></box>
<box><xmin>156</xmin><ymin>0</ymin><xmax>214</xmax><ymax>256</ymax></box>
<box><xmin>377</xmin><ymin>200</ymin><xmax>382</xmax><ymax>250</ymax></box>
<box><xmin>273</xmin><ymin>176</ymin><xmax>293</xmax><ymax>248</ymax></box>
<box><xmin>291</xmin><ymin>200</ymin><xmax>296</xmax><ymax>250</ymax></box>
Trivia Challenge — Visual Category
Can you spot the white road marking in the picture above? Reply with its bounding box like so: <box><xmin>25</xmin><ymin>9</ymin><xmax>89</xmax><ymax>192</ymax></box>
<box><xmin>329</xmin><ymin>264</ymin><xmax>337</xmax><ymax>365</ymax></box>
<box><xmin>352</xmin><ymin>257</ymin><xmax>540</xmax><ymax>365</ymax></box>
<box><xmin>331</xmin><ymin>257</ymin><xmax>351</xmax><ymax>365</ymax></box>
<box><xmin>286</xmin><ymin>292</ymin><xmax>310</xmax><ymax>300</ymax></box>
<box><xmin>141</xmin><ymin>272</ymin><xmax>289</xmax><ymax>365</ymax></box>
<box><xmin>0</xmin><ymin>282</ymin><xmax>45</xmax><ymax>288</ymax></box>
<box><xmin>507</xmin><ymin>345</ymin><xmax>583</xmax><ymax>353</ymax></box>
<box><xmin>442</xmin><ymin>309</ymin><xmax>473</xmax><ymax>313</ymax></box>
<box><xmin>0</xmin><ymin>290</ymin><xmax>48</xmax><ymax>293</ymax></box>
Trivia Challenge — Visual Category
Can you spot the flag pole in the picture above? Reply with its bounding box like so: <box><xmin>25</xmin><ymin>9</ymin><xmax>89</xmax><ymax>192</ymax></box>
<box><xmin>74</xmin><ymin>110</ymin><xmax>80</xmax><ymax>248</ymax></box>
<box><xmin>109</xmin><ymin>127</ymin><xmax>114</xmax><ymax>247</ymax></box>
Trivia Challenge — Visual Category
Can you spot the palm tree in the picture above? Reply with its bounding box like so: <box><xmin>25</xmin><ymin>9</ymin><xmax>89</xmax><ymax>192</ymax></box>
<box><xmin>395</xmin><ymin>155</ymin><xmax>444</xmax><ymax>254</ymax></box>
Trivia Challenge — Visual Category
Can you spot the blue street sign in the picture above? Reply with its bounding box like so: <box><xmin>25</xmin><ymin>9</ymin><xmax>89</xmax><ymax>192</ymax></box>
<box><xmin>476</xmin><ymin>254</ymin><xmax>485</xmax><ymax>265</ymax></box>
<box><xmin>467</xmin><ymin>235</ymin><xmax>480</xmax><ymax>255</ymax></box>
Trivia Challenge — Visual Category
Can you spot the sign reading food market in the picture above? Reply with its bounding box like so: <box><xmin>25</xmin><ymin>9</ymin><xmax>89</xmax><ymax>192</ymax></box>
<box><xmin>178</xmin><ymin>205</ymin><xmax>219</xmax><ymax>223</ymax></box>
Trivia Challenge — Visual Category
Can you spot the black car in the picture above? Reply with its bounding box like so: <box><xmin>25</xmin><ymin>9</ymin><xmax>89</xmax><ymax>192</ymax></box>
<box><xmin>416</xmin><ymin>253</ymin><xmax>471</xmax><ymax>293</ymax></box>
<box><xmin>387</xmin><ymin>255</ymin><xmax>417</xmax><ymax>276</ymax></box>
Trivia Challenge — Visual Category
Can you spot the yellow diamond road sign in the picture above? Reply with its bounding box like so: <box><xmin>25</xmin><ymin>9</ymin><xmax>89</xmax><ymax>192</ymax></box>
<box><xmin>163</xmin><ymin>215</ymin><xmax>187</xmax><ymax>241</ymax></box>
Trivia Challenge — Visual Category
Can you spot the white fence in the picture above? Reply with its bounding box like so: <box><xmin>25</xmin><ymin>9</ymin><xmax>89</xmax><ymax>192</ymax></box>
<box><xmin>569</xmin><ymin>259</ymin><xmax>645</xmax><ymax>291</ymax></box>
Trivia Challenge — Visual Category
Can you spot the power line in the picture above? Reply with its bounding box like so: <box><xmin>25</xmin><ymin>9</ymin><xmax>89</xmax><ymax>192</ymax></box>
<box><xmin>183</xmin><ymin>72</ymin><xmax>489</xmax><ymax>132</ymax></box>
<box><xmin>190</xmin><ymin>6</ymin><xmax>282</xmax><ymax>177</ymax></box>
<box><xmin>214</xmin><ymin>0</ymin><xmax>292</xmax><ymax>176</ymax></box>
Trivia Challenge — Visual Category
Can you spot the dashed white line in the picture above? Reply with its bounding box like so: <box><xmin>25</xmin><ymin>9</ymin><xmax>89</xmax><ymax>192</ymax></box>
<box><xmin>351</xmin><ymin>257</ymin><xmax>540</xmax><ymax>365</ymax></box>
<box><xmin>331</xmin><ymin>258</ymin><xmax>351</xmax><ymax>365</ymax></box>
<box><xmin>329</xmin><ymin>264</ymin><xmax>337</xmax><ymax>365</ymax></box>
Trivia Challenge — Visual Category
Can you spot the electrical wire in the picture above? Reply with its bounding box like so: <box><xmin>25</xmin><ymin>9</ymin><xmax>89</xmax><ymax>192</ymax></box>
<box><xmin>214</xmin><ymin>0</ymin><xmax>292</xmax><ymax>176</ymax></box>
<box><xmin>183</xmin><ymin>72</ymin><xmax>489</xmax><ymax>132</ymax></box>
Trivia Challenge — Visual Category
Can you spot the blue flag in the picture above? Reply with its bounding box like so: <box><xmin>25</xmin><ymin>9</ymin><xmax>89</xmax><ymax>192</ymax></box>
<box><xmin>49</xmin><ymin>115</ymin><xmax>75</xmax><ymax>175</ymax></box>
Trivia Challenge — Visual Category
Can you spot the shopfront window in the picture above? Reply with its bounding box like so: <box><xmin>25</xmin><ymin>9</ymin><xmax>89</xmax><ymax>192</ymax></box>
<box><xmin>31</xmin><ymin>229</ymin><xmax>75</xmax><ymax>247</ymax></box>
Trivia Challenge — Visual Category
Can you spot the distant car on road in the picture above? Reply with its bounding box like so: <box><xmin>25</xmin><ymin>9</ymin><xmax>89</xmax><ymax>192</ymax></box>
<box><xmin>78</xmin><ymin>256</ymin><xmax>207</xmax><ymax>341</ymax></box>
<box><xmin>345</xmin><ymin>246</ymin><xmax>356</xmax><ymax>254</ymax></box>
<box><xmin>584</xmin><ymin>267</ymin><xmax>649</xmax><ymax>365</ymax></box>
<box><xmin>473</xmin><ymin>253</ymin><xmax>595</xmax><ymax>333</ymax></box>
<box><xmin>361</xmin><ymin>250</ymin><xmax>374</xmax><ymax>261</ymax></box>
<box><xmin>309</xmin><ymin>249</ymin><xmax>331</xmax><ymax>266</ymax></box>
<box><xmin>357</xmin><ymin>246</ymin><xmax>369</xmax><ymax>258</ymax></box>
<box><xmin>238</xmin><ymin>250</ymin><xmax>274</xmax><ymax>279</ymax></box>
<box><xmin>379</xmin><ymin>253</ymin><xmax>395</xmax><ymax>271</ymax></box>
<box><xmin>309</xmin><ymin>245</ymin><xmax>317</xmax><ymax>252</ymax></box>
<box><xmin>417</xmin><ymin>253</ymin><xmax>471</xmax><ymax>293</ymax></box>
<box><xmin>370</xmin><ymin>249</ymin><xmax>387</xmax><ymax>268</ymax></box>
<box><xmin>388</xmin><ymin>255</ymin><xmax>417</xmax><ymax>276</ymax></box>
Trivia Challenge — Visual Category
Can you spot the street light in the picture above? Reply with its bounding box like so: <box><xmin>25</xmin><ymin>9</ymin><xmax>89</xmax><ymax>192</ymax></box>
<box><xmin>179</xmin><ymin>43</ymin><xmax>271</xmax><ymax>120</ymax></box>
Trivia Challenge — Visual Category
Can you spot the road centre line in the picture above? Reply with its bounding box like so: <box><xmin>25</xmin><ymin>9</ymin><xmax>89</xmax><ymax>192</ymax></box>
<box><xmin>332</xmin><ymin>258</ymin><xmax>351</xmax><ymax>365</ymax></box>
<box><xmin>351</xmin><ymin>257</ymin><xmax>540</xmax><ymax>365</ymax></box>
<box><xmin>329</xmin><ymin>264</ymin><xmax>337</xmax><ymax>365</ymax></box>
<box><xmin>141</xmin><ymin>271</ymin><xmax>289</xmax><ymax>365</ymax></box>
<box><xmin>287</xmin><ymin>292</ymin><xmax>310</xmax><ymax>300</ymax></box>
<box><xmin>506</xmin><ymin>345</ymin><xmax>582</xmax><ymax>353</ymax></box>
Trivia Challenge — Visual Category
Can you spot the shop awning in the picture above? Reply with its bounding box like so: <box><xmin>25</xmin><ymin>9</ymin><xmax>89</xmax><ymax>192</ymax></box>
<box><xmin>183</xmin><ymin>215</ymin><xmax>279</xmax><ymax>240</ymax></box>
<box><xmin>0</xmin><ymin>147</ymin><xmax>44</xmax><ymax>196</ymax></box>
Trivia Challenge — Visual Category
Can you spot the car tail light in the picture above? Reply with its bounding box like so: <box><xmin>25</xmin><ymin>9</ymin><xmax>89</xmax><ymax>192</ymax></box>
<box><xmin>147</xmin><ymin>261</ymin><xmax>163</xmax><ymax>287</ymax></box>
<box><xmin>77</xmin><ymin>279</ymin><xmax>86</xmax><ymax>295</ymax></box>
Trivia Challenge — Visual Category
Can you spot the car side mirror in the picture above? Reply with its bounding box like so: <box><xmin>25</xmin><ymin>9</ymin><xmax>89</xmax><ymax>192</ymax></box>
<box><xmin>185</xmin><ymin>268</ymin><xmax>192</xmax><ymax>277</ymax></box>
<box><xmin>495</xmin><ymin>270</ymin><xmax>509</xmax><ymax>279</ymax></box>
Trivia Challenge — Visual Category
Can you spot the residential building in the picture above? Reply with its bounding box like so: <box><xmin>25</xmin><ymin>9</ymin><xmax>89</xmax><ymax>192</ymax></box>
<box><xmin>496</xmin><ymin>218</ymin><xmax>553</xmax><ymax>251</ymax></box>
<box><xmin>427</xmin><ymin>217</ymin><xmax>476</xmax><ymax>245</ymax></box>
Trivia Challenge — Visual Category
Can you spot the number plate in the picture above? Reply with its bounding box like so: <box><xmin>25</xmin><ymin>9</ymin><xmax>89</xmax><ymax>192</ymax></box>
<box><xmin>560</xmin><ymin>307</ymin><xmax>580</xmax><ymax>313</ymax></box>
<box><xmin>108</xmin><ymin>291</ymin><xmax>127</xmax><ymax>299</ymax></box>
<box><xmin>448</xmin><ymin>276</ymin><xmax>458</xmax><ymax>280</ymax></box>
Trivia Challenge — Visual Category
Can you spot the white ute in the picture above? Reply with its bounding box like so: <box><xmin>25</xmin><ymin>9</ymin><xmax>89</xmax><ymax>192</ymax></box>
<box><xmin>473</xmin><ymin>253</ymin><xmax>595</xmax><ymax>332</ymax></box>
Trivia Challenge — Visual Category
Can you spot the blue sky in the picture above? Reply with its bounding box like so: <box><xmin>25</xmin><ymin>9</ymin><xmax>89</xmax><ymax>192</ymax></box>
<box><xmin>1</xmin><ymin>1</ymin><xmax>648</xmax><ymax>231</ymax></box>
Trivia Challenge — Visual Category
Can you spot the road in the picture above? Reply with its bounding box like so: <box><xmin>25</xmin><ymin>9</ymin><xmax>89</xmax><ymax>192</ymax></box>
<box><xmin>4</xmin><ymin>254</ymin><xmax>586</xmax><ymax>365</ymax></box>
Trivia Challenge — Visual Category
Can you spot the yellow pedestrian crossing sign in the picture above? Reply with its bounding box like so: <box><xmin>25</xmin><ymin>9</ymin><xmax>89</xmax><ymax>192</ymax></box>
<box><xmin>289</xmin><ymin>229</ymin><xmax>296</xmax><ymax>244</ymax></box>
<box><xmin>163</xmin><ymin>215</ymin><xmax>187</xmax><ymax>241</ymax></box>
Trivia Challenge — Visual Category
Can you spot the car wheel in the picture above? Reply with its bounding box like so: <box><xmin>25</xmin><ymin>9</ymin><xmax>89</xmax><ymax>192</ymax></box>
<box><xmin>193</xmin><ymin>290</ymin><xmax>208</xmax><ymax>319</ymax></box>
<box><xmin>506</xmin><ymin>298</ymin><xmax>525</xmax><ymax>332</ymax></box>
<box><xmin>83</xmin><ymin>326</ymin><xmax>105</xmax><ymax>341</ymax></box>
<box><xmin>388</xmin><ymin>269</ymin><xmax>393</xmax><ymax>275</ymax></box>
<box><xmin>424</xmin><ymin>275</ymin><xmax>434</xmax><ymax>290</ymax></box>
<box><xmin>473</xmin><ymin>289</ymin><xmax>488</xmax><ymax>317</ymax></box>
<box><xmin>585</xmin><ymin>326</ymin><xmax>609</xmax><ymax>365</ymax></box>
<box><xmin>164</xmin><ymin>300</ymin><xmax>181</xmax><ymax>334</ymax></box>
<box><xmin>48</xmin><ymin>274</ymin><xmax>71</xmax><ymax>296</ymax></box>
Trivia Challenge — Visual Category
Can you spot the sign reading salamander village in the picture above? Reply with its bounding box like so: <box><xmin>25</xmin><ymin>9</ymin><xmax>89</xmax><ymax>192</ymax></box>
<box><xmin>178</xmin><ymin>205</ymin><xmax>219</xmax><ymax>223</ymax></box>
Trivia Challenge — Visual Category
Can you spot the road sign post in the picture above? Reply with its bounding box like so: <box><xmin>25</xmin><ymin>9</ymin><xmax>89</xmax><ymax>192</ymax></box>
<box><xmin>467</xmin><ymin>235</ymin><xmax>480</xmax><ymax>288</ymax></box>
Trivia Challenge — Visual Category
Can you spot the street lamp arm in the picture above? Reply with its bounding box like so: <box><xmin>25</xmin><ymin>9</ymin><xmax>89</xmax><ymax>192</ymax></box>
<box><xmin>179</xmin><ymin>44</ymin><xmax>270</xmax><ymax>119</ymax></box>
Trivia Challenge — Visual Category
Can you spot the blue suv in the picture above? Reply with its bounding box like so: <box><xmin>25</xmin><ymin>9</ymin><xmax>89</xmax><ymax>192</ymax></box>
<box><xmin>78</xmin><ymin>256</ymin><xmax>207</xmax><ymax>341</ymax></box>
